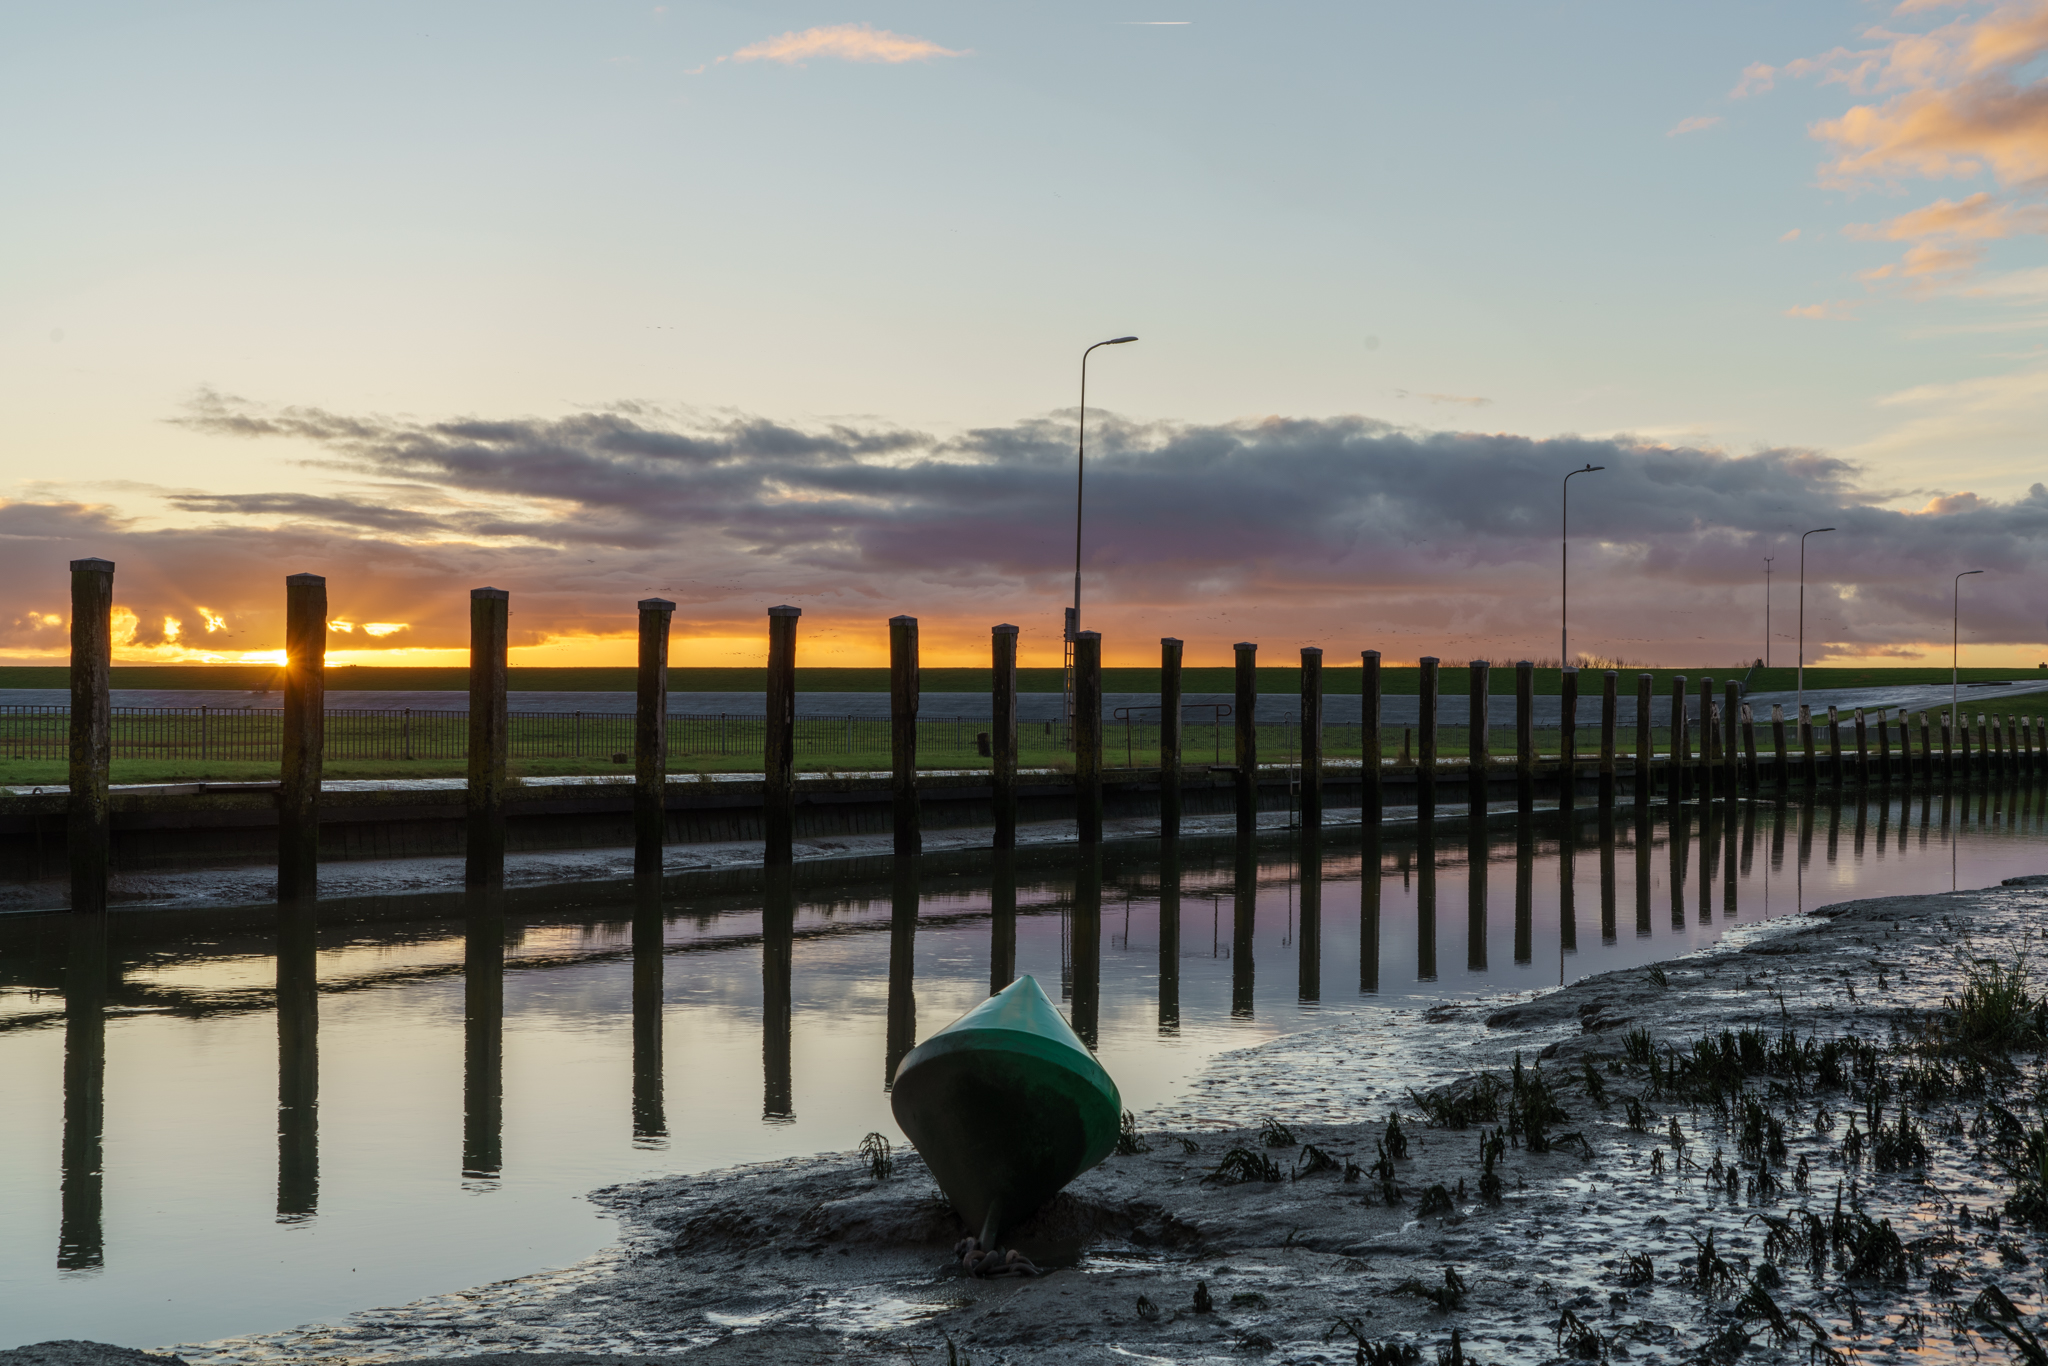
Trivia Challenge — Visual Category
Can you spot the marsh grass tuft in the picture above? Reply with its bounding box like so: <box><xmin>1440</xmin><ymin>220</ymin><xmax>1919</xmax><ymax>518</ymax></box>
<box><xmin>1394</xmin><ymin>1266</ymin><xmax>1467</xmax><ymax>1313</ymax></box>
<box><xmin>1294</xmin><ymin>1143</ymin><xmax>1342</xmax><ymax>1179</ymax></box>
<box><xmin>1416</xmin><ymin>1183</ymin><xmax>1455</xmax><ymax>1218</ymax></box>
<box><xmin>1114</xmin><ymin>1110</ymin><xmax>1151</xmax><ymax>1156</ymax></box>
<box><xmin>1947</xmin><ymin>951</ymin><xmax>2048</xmax><ymax>1055</ymax></box>
<box><xmin>859</xmin><ymin>1131</ymin><xmax>893</xmax><ymax>1180</ymax></box>
<box><xmin>1258</xmin><ymin>1116</ymin><xmax>1298</xmax><ymax>1148</ymax></box>
<box><xmin>1205</xmin><ymin>1147</ymin><xmax>1284</xmax><ymax>1185</ymax></box>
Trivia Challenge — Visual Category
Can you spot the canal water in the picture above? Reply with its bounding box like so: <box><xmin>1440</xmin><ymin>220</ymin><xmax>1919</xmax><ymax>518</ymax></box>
<box><xmin>3</xmin><ymin>787</ymin><xmax>2046</xmax><ymax>1349</ymax></box>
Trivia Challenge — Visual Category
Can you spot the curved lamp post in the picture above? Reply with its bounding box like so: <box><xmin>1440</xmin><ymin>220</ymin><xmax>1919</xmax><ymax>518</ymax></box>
<box><xmin>1561</xmin><ymin>462</ymin><xmax>1604</xmax><ymax>666</ymax></box>
<box><xmin>1072</xmin><ymin>336</ymin><xmax>1138</xmax><ymax>640</ymax></box>
<box><xmin>1065</xmin><ymin>335</ymin><xmax>1137</xmax><ymax>736</ymax></box>
<box><xmin>1764</xmin><ymin>557</ymin><xmax>1773</xmax><ymax>669</ymax></box>
<box><xmin>1797</xmin><ymin>527</ymin><xmax>1835</xmax><ymax>708</ymax></box>
<box><xmin>1954</xmin><ymin>569</ymin><xmax>1985</xmax><ymax>727</ymax></box>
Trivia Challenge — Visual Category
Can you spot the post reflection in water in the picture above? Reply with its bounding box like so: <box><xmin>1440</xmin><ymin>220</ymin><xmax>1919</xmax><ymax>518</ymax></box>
<box><xmin>1512</xmin><ymin>818</ymin><xmax>1532</xmax><ymax>966</ymax></box>
<box><xmin>1634</xmin><ymin>810</ymin><xmax>1653</xmax><ymax>936</ymax></box>
<box><xmin>885</xmin><ymin>860</ymin><xmax>919</xmax><ymax>1088</ymax></box>
<box><xmin>1158</xmin><ymin>844</ymin><xmax>1181</xmax><ymax>1032</ymax></box>
<box><xmin>1599</xmin><ymin>813</ymin><xmax>1618</xmax><ymax>945</ymax></box>
<box><xmin>462</xmin><ymin>888</ymin><xmax>505</xmax><ymax>1184</ymax></box>
<box><xmin>761</xmin><ymin>870</ymin><xmax>795</xmax><ymax>1124</ymax></box>
<box><xmin>1071</xmin><ymin>851</ymin><xmax>1103</xmax><ymax>1048</ymax></box>
<box><xmin>1698</xmin><ymin>802</ymin><xmax>1715</xmax><ymax>924</ymax></box>
<box><xmin>1231</xmin><ymin>836</ymin><xmax>1256</xmax><ymax>1016</ymax></box>
<box><xmin>275</xmin><ymin>903</ymin><xmax>320</xmax><ymax>1221</ymax></box>
<box><xmin>1297</xmin><ymin>831</ymin><xmax>1321</xmax><ymax>1003</ymax></box>
<box><xmin>1466</xmin><ymin>821</ymin><xmax>1488</xmax><ymax>972</ymax></box>
<box><xmin>1723</xmin><ymin>799</ymin><xmax>1740</xmax><ymax>919</ymax></box>
<box><xmin>631</xmin><ymin>877</ymin><xmax>668</xmax><ymax>1143</ymax></box>
<box><xmin>1669</xmin><ymin>806</ymin><xmax>1688</xmax><ymax>929</ymax></box>
<box><xmin>990</xmin><ymin>850</ymin><xmax>1018</xmax><ymax>996</ymax></box>
<box><xmin>1416</xmin><ymin>826</ymin><xmax>1438</xmax><ymax>982</ymax></box>
<box><xmin>1558</xmin><ymin>822</ymin><xmax>1578</xmax><ymax>960</ymax></box>
<box><xmin>1360</xmin><ymin>825</ymin><xmax>1381</xmax><ymax>994</ymax></box>
<box><xmin>59</xmin><ymin>914</ymin><xmax>108</xmax><ymax>1273</ymax></box>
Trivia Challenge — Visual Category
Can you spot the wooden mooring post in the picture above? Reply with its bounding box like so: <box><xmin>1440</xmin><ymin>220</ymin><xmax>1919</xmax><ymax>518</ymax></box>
<box><xmin>279</xmin><ymin>573</ymin><xmax>327</xmax><ymax>906</ymax></box>
<box><xmin>68</xmin><ymin>558</ymin><xmax>114</xmax><ymax>914</ymax></box>
<box><xmin>1361</xmin><ymin>650</ymin><xmax>1383</xmax><ymax>829</ymax></box>
<box><xmin>1698</xmin><ymin>677</ymin><xmax>1716</xmax><ymax>800</ymax></box>
<box><xmin>1827</xmin><ymin>706</ymin><xmax>1844</xmax><ymax>789</ymax></box>
<box><xmin>1158</xmin><ymin>637</ymin><xmax>1182</xmax><ymax>840</ymax></box>
<box><xmin>1634</xmin><ymin>673</ymin><xmax>1653</xmax><ymax>808</ymax></box>
<box><xmin>1853</xmin><ymin>707</ymin><xmax>1870</xmax><ymax>789</ymax></box>
<box><xmin>1772</xmin><ymin>705</ymin><xmax>1789</xmax><ymax>795</ymax></box>
<box><xmin>1417</xmin><ymin>656</ymin><xmax>1439</xmax><ymax>818</ymax></box>
<box><xmin>762</xmin><ymin>604</ymin><xmax>798</xmax><ymax>869</ymax></box>
<box><xmin>1876</xmin><ymin>708</ymin><xmax>1893</xmax><ymax>786</ymax></box>
<box><xmin>1799</xmin><ymin>704</ymin><xmax>1817</xmax><ymax>792</ymax></box>
<box><xmin>1299</xmin><ymin>647</ymin><xmax>1323</xmax><ymax>831</ymax></box>
<box><xmin>1235</xmin><ymin>642</ymin><xmax>1258</xmax><ymax>835</ymax></box>
<box><xmin>1669</xmin><ymin>676</ymin><xmax>1689</xmax><ymax>802</ymax></box>
<box><xmin>1598</xmin><ymin>670</ymin><xmax>1617</xmax><ymax>809</ymax></box>
<box><xmin>1559</xmin><ymin>667</ymin><xmax>1578</xmax><ymax>811</ymax></box>
<box><xmin>1468</xmin><ymin>661</ymin><xmax>1491</xmax><ymax>814</ymax></box>
<box><xmin>992</xmin><ymin>625</ymin><xmax>1021</xmax><ymax>848</ymax></box>
<box><xmin>633</xmin><ymin>599</ymin><xmax>676</xmax><ymax>878</ymax></box>
<box><xmin>890</xmin><ymin>615</ymin><xmax>920</xmax><ymax>859</ymax></box>
<box><xmin>1514</xmin><ymin>660</ymin><xmax>1534</xmax><ymax>815</ymax></box>
<box><xmin>1074</xmin><ymin>631</ymin><xmax>1103</xmax><ymax>844</ymax></box>
<box><xmin>1723</xmin><ymin>680</ymin><xmax>1740</xmax><ymax>800</ymax></box>
<box><xmin>465</xmin><ymin>587</ymin><xmax>509</xmax><ymax>890</ymax></box>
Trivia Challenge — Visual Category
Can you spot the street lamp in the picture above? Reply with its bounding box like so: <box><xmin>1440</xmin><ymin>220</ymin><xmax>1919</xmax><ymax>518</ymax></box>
<box><xmin>1954</xmin><ymin>569</ymin><xmax>1985</xmax><ymax>727</ymax></box>
<box><xmin>1797</xmin><ymin>527</ymin><xmax>1835</xmax><ymax>708</ymax></box>
<box><xmin>1066</xmin><ymin>335</ymin><xmax>1137</xmax><ymax>733</ymax></box>
<box><xmin>1561</xmin><ymin>462</ymin><xmax>1605</xmax><ymax>666</ymax></box>
<box><xmin>1764</xmin><ymin>558</ymin><xmax>1773</xmax><ymax>669</ymax></box>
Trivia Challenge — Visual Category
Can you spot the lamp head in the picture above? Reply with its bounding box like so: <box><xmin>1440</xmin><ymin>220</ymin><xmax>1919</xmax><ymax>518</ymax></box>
<box><xmin>1108</xmin><ymin>335</ymin><xmax>1138</xmax><ymax>344</ymax></box>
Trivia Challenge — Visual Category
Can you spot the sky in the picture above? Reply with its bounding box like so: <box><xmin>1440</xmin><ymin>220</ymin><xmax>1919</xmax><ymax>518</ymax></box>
<box><xmin>6</xmin><ymin>0</ymin><xmax>2048</xmax><ymax>670</ymax></box>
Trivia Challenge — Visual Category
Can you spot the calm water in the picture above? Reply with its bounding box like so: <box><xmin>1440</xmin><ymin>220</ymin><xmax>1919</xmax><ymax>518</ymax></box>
<box><xmin>4</xmin><ymin>787</ymin><xmax>2048</xmax><ymax>1348</ymax></box>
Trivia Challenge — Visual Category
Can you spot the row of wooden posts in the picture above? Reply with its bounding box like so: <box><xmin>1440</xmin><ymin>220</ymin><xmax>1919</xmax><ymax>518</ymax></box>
<box><xmin>54</xmin><ymin>561</ymin><xmax>2048</xmax><ymax>913</ymax></box>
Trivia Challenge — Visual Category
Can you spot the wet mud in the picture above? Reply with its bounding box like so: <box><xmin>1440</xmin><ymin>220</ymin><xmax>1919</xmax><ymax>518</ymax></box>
<box><xmin>28</xmin><ymin>873</ymin><xmax>2048</xmax><ymax>1365</ymax></box>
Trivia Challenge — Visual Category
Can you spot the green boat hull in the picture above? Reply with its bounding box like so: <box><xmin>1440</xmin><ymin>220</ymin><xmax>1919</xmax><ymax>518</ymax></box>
<box><xmin>889</xmin><ymin>975</ymin><xmax>1121</xmax><ymax>1243</ymax></box>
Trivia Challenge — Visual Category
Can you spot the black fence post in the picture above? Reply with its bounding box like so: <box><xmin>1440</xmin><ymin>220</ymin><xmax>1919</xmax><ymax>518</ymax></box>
<box><xmin>1159</xmin><ymin>636</ymin><xmax>1183</xmax><ymax>841</ymax></box>
<box><xmin>1234</xmin><ymin>642</ymin><xmax>1258</xmax><ymax>835</ymax></box>
<box><xmin>1362</xmin><ymin>650</ymin><xmax>1383</xmax><ymax>830</ymax></box>
<box><xmin>1075</xmin><ymin>631</ymin><xmax>1103</xmax><ymax>844</ymax></box>
<box><xmin>465</xmin><ymin>588</ymin><xmax>509</xmax><ymax>890</ymax></box>
<box><xmin>279</xmin><ymin>573</ymin><xmax>327</xmax><ymax>907</ymax></box>
<box><xmin>1299</xmin><ymin>647</ymin><xmax>1323</xmax><ymax>831</ymax></box>
<box><xmin>992</xmin><ymin>625</ymin><xmax>1020</xmax><ymax>849</ymax></box>
<box><xmin>1418</xmin><ymin>656</ymin><xmax>1439</xmax><ymax>819</ymax></box>
<box><xmin>890</xmin><ymin>616</ymin><xmax>920</xmax><ymax>859</ymax></box>
<box><xmin>763</xmin><ymin>604</ymin><xmax>798</xmax><ymax>869</ymax></box>
<box><xmin>1469</xmin><ymin>661</ymin><xmax>1491</xmax><ymax>815</ymax></box>
<box><xmin>68</xmin><ymin>558</ymin><xmax>114</xmax><ymax>914</ymax></box>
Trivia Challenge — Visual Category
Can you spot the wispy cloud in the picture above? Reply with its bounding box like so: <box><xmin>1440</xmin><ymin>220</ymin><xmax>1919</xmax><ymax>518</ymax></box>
<box><xmin>1784</xmin><ymin>300</ymin><xmax>1859</xmax><ymax>319</ymax></box>
<box><xmin>717</xmin><ymin>22</ymin><xmax>966</xmax><ymax>67</ymax></box>
<box><xmin>1667</xmin><ymin>114</ymin><xmax>1724</xmax><ymax>136</ymax></box>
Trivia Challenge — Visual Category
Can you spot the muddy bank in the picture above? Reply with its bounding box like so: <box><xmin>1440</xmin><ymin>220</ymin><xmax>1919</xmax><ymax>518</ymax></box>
<box><xmin>32</xmin><ymin>873</ymin><xmax>2048</xmax><ymax>1366</ymax></box>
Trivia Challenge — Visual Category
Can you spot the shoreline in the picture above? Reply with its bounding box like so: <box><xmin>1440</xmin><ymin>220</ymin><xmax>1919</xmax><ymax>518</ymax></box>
<box><xmin>15</xmin><ymin>873</ymin><xmax>2048</xmax><ymax>1365</ymax></box>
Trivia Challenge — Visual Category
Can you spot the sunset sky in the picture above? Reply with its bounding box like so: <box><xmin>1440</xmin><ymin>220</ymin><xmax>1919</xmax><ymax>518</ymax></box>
<box><xmin>7</xmin><ymin>1</ymin><xmax>2048</xmax><ymax>669</ymax></box>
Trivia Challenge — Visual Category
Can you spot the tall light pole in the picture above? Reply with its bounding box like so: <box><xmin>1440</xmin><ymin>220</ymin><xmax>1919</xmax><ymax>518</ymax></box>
<box><xmin>1561</xmin><ymin>462</ymin><xmax>1605</xmax><ymax>666</ymax></box>
<box><xmin>1796</xmin><ymin>526</ymin><xmax>1835</xmax><ymax>708</ymax></box>
<box><xmin>1955</xmin><ymin>569</ymin><xmax>1985</xmax><ymax>726</ymax></box>
<box><xmin>1764</xmin><ymin>557</ymin><xmax>1773</xmax><ymax>669</ymax></box>
<box><xmin>1067</xmin><ymin>335</ymin><xmax>1137</xmax><ymax>732</ymax></box>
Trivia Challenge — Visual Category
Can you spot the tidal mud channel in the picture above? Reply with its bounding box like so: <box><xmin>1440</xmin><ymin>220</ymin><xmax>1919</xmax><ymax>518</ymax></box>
<box><xmin>9</xmin><ymin>786</ymin><xmax>2048</xmax><ymax>1363</ymax></box>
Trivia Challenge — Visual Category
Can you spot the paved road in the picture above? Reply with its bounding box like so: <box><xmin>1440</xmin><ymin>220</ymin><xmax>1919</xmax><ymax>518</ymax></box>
<box><xmin>10</xmin><ymin>678</ymin><xmax>2048</xmax><ymax>725</ymax></box>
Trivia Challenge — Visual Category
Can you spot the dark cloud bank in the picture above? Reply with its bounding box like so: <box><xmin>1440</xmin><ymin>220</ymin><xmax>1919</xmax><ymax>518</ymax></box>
<box><xmin>4</xmin><ymin>392</ymin><xmax>2046</xmax><ymax>662</ymax></box>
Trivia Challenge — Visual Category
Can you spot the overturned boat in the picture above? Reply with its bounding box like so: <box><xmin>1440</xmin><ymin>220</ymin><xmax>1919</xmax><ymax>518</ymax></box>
<box><xmin>889</xmin><ymin>974</ymin><xmax>1122</xmax><ymax>1245</ymax></box>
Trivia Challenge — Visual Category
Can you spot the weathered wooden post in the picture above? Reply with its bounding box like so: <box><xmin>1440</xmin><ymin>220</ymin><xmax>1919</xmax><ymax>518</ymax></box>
<box><xmin>1772</xmin><ymin>705</ymin><xmax>1789</xmax><ymax>795</ymax></box>
<box><xmin>1669</xmin><ymin>676</ymin><xmax>1690</xmax><ymax>802</ymax></box>
<box><xmin>1361</xmin><ymin>650</ymin><xmax>1383</xmax><ymax>828</ymax></box>
<box><xmin>2026</xmin><ymin>715</ymin><xmax>2039</xmax><ymax>779</ymax></box>
<box><xmin>1468</xmin><ymin>660</ymin><xmax>1491</xmax><ymax>814</ymax></box>
<box><xmin>1798</xmin><ymin>704</ymin><xmax>1817</xmax><ymax>792</ymax></box>
<box><xmin>1599</xmin><ymin>670</ymin><xmax>1618</xmax><ymax>809</ymax></box>
<box><xmin>1234</xmin><ymin>642</ymin><xmax>1258</xmax><ymax>835</ymax></box>
<box><xmin>279</xmin><ymin>573</ymin><xmax>327</xmax><ymax>906</ymax></box>
<box><xmin>1559</xmin><ymin>667</ymin><xmax>1579</xmax><ymax>810</ymax></box>
<box><xmin>1724</xmin><ymin>680</ymin><xmax>1741</xmax><ymax>800</ymax></box>
<box><xmin>1957</xmin><ymin>711</ymin><xmax>1973</xmax><ymax>783</ymax></box>
<box><xmin>1876</xmin><ymin>708</ymin><xmax>1893</xmax><ymax>787</ymax></box>
<box><xmin>1074</xmin><ymin>631</ymin><xmax>1103</xmax><ymax>844</ymax></box>
<box><xmin>1158</xmin><ymin>636</ymin><xmax>1183</xmax><ymax>841</ymax></box>
<box><xmin>1853</xmin><ymin>707</ymin><xmax>1870</xmax><ymax>790</ymax></box>
<box><xmin>1740</xmin><ymin>702</ymin><xmax>1759</xmax><ymax>793</ymax></box>
<box><xmin>1515</xmin><ymin>660</ymin><xmax>1534</xmax><ymax>815</ymax></box>
<box><xmin>67</xmin><ymin>558</ymin><xmax>114</xmax><ymax>914</ymax></box>
<box><xmin>465</xmin><ymin>587</ymin><xmax>509</xmax><ymax>890</ymax></box>
<box><xmin>1697</xmin><ymin>677</ymin><xmax>1716</xmax><ymax>799</ymax></box>
<box><xmin>1299</xmin><ymin>647</ymin><xmax>1323</xmax><ymax>831</ymax></box>
<box><xmin>762</xmin><ymin>604</ymin><xmax>798</xmax><ymax>869</ymax></box>
<box><xmin>1417</xmin><ymin>656</ymin><xmax>1439</xmax><ymax>819</ymax></box>
<box><xmin>1827</xmin><ymin>706</ymin><xmax>1844</xmax><ymax>789</ymax></box>
<box><xmin>633</xmin><ymin>599</ymin><xmax>676</xmax><ymax>878</ymax></box>
<box><xmin>992</xmin><ymin>625</ymin><xmax>1021</xmax><ymax>848</ymax></box>
<box><xmin>1635</xmin><ymin>672</ymin><xmax>1653</xmax><ymax>807</ymax></box>
<box><xmin>1926</xmin><ymin>711</ymin><xmax>1941</xmax><ymax>787</ymax></box>
<box><xmin>890</xmin><ymin>615</ymin><xmax>920</xmax><ymax>859</ymax></box>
